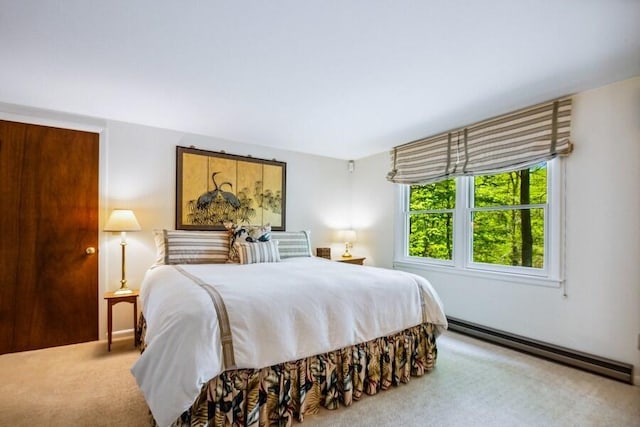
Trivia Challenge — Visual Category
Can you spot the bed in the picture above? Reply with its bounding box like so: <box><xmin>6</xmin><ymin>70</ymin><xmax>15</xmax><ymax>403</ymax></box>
<box><xmin>131</xmin><ymin>230</ymin><xmax>447</xmax><ymax>427</ymax></box>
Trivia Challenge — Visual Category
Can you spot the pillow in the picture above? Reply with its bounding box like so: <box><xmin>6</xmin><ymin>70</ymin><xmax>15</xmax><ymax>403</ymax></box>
<box><xmin>271</xmin><ymin>230</ymin><xmax>312</xmax><ymax>259</ymax></box>
<box><xmin>227</xmin><ymin>223</ymin><xmax>271</xmax><ymax>243</ymax></box>
<box><xmin>225</xmin><ymin>223</ymin><xmax>272</xmax><ymax>263</ymax></box>
<box><xmin>235</xmin><ymin>240</ymin><xmax>280</xmax><ymax>264</ymax></box>
<box><xmin>152</xmin><ymin>229</ymin><xmax>167</xmax><ymax>266</ymax></box>
<box><xmin>243</xmin><ymin>224</ymin><xmax>272</xmax><ymax>242</ymax></box>
<box><xmin>154</xmin><ymin>229</ymin><xmax>230</xmax><ymax>265</ymax></box>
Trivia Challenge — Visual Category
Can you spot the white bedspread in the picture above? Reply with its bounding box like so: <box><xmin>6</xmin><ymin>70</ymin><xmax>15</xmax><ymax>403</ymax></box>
<box><xmin>131</xmin><ymin>257</ymin><xmax>447</xmax><ymax>427</ymax></box>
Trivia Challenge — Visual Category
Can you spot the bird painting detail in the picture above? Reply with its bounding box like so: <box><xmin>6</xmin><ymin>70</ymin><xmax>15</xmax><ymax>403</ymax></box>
<box><xmin>196</xmin><ymin>172</ymin><xmax>241</xmax><ymax>210</ymax></box>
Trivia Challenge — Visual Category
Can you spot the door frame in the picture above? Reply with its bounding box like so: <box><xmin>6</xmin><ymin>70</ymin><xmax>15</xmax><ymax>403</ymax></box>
<box><xmin>0</xmin><ymin>104</ymin><xmax>110</xmax><ymax>342</ymax></box>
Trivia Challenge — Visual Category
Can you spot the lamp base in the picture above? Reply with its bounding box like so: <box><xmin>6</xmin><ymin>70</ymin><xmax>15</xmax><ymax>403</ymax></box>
<box><xmin>342</xmin><ymin>242</ymin><xmax>353</xmax><ymax>258</ymax></box>
<box><xmin>114</xmin><ymin>287</ymin><xmax>133</xmax><ymax>295</ymax></box>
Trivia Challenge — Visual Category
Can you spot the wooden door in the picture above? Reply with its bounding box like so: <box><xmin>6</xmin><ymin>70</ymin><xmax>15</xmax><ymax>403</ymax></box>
<box><xmin>0</xmin><ymin>120</ymin><xmax>99</xmax><ymax>354</ymax></box>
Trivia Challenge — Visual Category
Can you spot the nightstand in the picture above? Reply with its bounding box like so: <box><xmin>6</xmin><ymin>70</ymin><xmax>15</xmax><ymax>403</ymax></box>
<box><xmin>104</xmin><ymin>290</ymin><xmax>139</xmax><ymax>351</ymax></box>
<box><xmin>332</xmin><ymin>256</ymin><xmax>366</xmax><ymax>265</ymax></box>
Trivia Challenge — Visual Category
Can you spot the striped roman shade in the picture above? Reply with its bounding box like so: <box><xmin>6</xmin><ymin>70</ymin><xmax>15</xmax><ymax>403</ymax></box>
<box><xmin>271</xmin><ymin>230</ymin><xmax>312</xmax><ymax>259</ymax></box>
<box><xmin>387</xmin><ymin>97</ymin><xmax>573</xmax><ymax>184</ymax></box>
<box><xmin>236</xmin><ymin>240</ymin><xmax>281</xmax><ymax>264</ymax></box>
<box><xmin>161</xmin><ymin>230</ymin><xmax>230</xmax><ymax>264</ymax></box>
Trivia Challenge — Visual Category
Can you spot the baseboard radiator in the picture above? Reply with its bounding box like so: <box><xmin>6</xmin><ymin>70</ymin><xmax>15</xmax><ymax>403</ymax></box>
<box><xmin>446</xmin><ymin>316</ymin><xmax>634</xmax><ymax>384</ymax></box>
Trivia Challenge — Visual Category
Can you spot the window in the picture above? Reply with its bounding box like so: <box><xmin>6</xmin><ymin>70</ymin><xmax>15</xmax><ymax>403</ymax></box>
<box><xmin>399</xmin><ymin>160</ymin><xmax>563</xmax><ymax>284</ymax></box>
<box><xmin>472</xmin><ymin>164</ymin><xmax>547</xmax><ymax>269</ymax></box>
<box><xmin>408</xmin><ymin>178</ymin><xmax>455</xmax><ymax>261</ymax></box>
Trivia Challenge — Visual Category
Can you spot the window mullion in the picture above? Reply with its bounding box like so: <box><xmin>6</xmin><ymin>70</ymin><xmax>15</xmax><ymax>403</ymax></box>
<box><xmin>471</xmin><ymin>203</ymin><xmax>547</xmax><ymax>212</ymax></box>
<box><xmin>454</xmin><ymin>176</ymin><xmax>470</xmax><ymax>268</ymax></box>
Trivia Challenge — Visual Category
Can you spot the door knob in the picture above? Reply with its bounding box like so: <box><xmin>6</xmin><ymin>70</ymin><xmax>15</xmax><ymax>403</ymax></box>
<box><xmin>85</xmin><ymin>247</ymin><xmax>96</xmax><ymax>255</ymax></box>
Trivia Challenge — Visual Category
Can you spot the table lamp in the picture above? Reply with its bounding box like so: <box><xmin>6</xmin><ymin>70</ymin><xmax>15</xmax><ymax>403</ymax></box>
<box><xmin>104</xmin><ymin>209</ymin><xmax>141</xmax><ymax>294</ymax></box>
<box><xmin>337</xmin><ymin>229</ymin><xmax>357</xmax><ymax>258</ymax></box>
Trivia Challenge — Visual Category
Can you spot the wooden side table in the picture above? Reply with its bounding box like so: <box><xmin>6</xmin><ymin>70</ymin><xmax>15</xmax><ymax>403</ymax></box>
<box><xmin>104</xmin><ymin>290</ymin><xmax>139</xmax><ymax>351</ymax></box>
<box><xmin>332</xmin><ymin>255</ymin><xmax>366</xmax><ymax>265</ymax></box>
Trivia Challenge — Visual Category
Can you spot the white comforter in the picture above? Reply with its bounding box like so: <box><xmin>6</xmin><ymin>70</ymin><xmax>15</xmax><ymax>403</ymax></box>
<box><xmin>131</xmin><ymin>257</ymin><xmax>447</xmax><ymax>427</ymax></box>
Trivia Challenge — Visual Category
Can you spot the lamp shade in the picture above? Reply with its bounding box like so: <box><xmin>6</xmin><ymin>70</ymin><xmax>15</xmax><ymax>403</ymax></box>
<box><xmin>104</xmin><ymin>209</ymin><xmax>141</xmax><ymax>232</ymax></box>
<box><xmin>337</xmin><ymin>229</ymin><xmax>357</xmax><ymax>242</ymax></box>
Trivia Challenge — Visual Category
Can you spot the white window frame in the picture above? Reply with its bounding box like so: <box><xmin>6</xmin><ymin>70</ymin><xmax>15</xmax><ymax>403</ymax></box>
<box><xmin>394</xmin><ymin>159</ymin><xmax>565</xmax><ymax>288</ymax></box>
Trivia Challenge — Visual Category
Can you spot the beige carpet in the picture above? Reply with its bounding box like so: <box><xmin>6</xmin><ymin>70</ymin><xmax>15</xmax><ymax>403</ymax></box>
<box><xmin>0</xmin><ymin>338</ymin><xmax>149</xmax><ymax>427</ymax></box>
<box><xmin>0</xmin><ymin>332</ymin><xmax>638</xmax><ymax>427</ymax></box>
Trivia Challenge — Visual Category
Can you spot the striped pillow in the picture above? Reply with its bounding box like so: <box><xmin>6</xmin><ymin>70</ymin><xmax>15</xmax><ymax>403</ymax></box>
<box><xmin>159</xmin><ymin>230</ymin><xmax>230</xmax><ymax>264</ymax></box>
<box><xmin>271</xmin><ymin>230</ymin><xmax>312</xmax><ymax>259</ymax></box>
<box><xmin>236</xmin><ymin>240</ymin><xmax>281</xmax><ymax>264</ymax></box>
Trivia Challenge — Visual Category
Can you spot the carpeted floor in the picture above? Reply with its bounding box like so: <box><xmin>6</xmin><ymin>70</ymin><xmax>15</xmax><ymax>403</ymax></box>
<box><xmin>0</xmin><ymin>331</ymin><xmax>638</xmax><ymax>427</ymax></box>
<box><xmin>0</xmin><ymin>338</ymin><xmax>149</xmax><ymax>427</ymax></box>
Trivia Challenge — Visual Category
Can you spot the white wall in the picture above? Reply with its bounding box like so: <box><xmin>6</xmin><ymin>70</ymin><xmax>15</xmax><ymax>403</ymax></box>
<box><xmin>354</xmin><ymin>76</ymin><xmax>640</xmax><ymax>378</ymax></box>
<box><xmin>349</xmin><ymin>155</ymin><xmax>396</xmax><ymax>268</ymax></box>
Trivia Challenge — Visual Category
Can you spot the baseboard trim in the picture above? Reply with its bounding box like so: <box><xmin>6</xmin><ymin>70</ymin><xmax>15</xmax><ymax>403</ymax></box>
<box><xmin>108</xmin><ymin>328</ymin><xmax>135</xmax><ymax>340</ymax></box>
<box><xmin>447</xmin><ymin>316</ymin><xmax>634</xmax><ymax>384</ymax></box>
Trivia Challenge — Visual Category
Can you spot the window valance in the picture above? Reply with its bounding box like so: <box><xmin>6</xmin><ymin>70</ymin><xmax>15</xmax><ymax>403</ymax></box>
<box><xmin>386</xmin><ymin>97</ymin><xmax>573</xmax><ymax>185</ymax></box>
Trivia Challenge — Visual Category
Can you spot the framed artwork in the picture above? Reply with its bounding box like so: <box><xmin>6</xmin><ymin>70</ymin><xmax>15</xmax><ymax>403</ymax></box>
<box><xmin>176</xmin><ymin>146</ymin><xmax>286</xmax><ymax>230</ymax></box>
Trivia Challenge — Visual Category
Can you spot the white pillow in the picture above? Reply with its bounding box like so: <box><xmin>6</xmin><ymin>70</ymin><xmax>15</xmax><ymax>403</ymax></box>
<box><xmin>153</xmin><ymin>229</ymin><xmax>166</xmax><ymax>266</ymax></box>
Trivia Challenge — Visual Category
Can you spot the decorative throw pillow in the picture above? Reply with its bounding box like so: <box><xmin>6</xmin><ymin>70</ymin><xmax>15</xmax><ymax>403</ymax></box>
<box><xmin>235</xmin><ymin>240</ymin><xmax>280</xmax><ymax>264</ymax></box>
<box><xmin>225</xmin><ymin>223</ymin><xmax>272</xmax><ymax>263</ymax></box>
<box><xmin>236</xmin><ymin>223</ymin><xmax>271</xmax><ymax>242</ymax></box>
<box><xmin>155</xmin><ymin>229</ymin><xmax>230</xmax><ymax>264</ymax></box>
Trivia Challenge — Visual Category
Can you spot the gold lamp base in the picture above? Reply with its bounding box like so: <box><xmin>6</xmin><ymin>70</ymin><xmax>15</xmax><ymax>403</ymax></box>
<box><xmin>114</xmin><ymin>237</ymin><xmax>133</xmax><ymax>295</ymax></box>
<box><xmin>342</xmin><ymin>242</ymin><xmax>353</xmax><ymax>258</ymax></box>
<box><xmin>114</xmin><ymin>277</ymin><xmax>132</xmax><ymax>295</ymax></box>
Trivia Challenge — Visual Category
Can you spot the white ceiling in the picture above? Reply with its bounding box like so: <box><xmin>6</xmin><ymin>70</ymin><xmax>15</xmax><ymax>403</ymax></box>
<box><xmin>1</xmin><ymin>1</ymin><xmax>639</xmax><ymax>160</ymax></box>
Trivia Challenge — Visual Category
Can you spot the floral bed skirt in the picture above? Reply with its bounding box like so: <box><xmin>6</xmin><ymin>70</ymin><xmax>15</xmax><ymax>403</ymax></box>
<box><xmin>138</xmin><ymin>316</ymin><xmax>439</xmax><ymax>427</ymax></box>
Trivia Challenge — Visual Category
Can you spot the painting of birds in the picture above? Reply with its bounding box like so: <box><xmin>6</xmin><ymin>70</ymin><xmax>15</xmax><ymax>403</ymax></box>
<box><xmin>180</xmin><ymin>148</ymin><xmax>285</xmax><ymax>229</ymax></box>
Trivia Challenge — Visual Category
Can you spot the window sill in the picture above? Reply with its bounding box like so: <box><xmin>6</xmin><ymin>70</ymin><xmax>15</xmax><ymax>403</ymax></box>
<box><xmin>393</xmin><ymin>259</ymin><xmax>563</xmax><ymax>289</ymax></box>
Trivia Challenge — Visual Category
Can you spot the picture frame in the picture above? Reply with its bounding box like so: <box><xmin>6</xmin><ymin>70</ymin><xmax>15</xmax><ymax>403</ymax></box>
<box><xmin>176</xmin><ymin>146</ymin><xmax>286</xmax><ymax>230</ymax></box>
